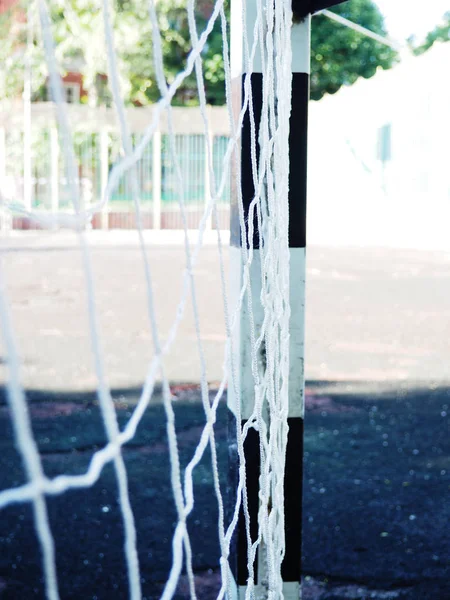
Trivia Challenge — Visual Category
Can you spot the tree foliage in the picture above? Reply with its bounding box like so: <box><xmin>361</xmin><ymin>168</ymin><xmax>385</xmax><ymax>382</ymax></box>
<box><xmin>147</xmin><ymin>0</ymin><xmax>398</xmax><ymax>104</ymax></box>
<box><xmin>141</xmin><ymin>0</ymin><xmax>227</xmax><ymax>105</ymax></box>
<box><xmin>411</xmin><ymin>11</ymin><xmax>450</xmax><ymax>56</ymax></box>
<box><xmin>0</xmin><ymin>0</ymin><xmax>151</xmax><ymax>105</ymax></box>
<box><xmin>310</xmin><ymin>0</ymin><xmax>397</xmax><ymax>100</ymax></box>
<box><xmin>0</xmin><ymin>0</ymin><xmax>36</xmax><ymax>101</ymax></box>
<box><xmin>0</xmin><ymin>0</ymin><xmax>397</xmax><ymax>106</ymax></box>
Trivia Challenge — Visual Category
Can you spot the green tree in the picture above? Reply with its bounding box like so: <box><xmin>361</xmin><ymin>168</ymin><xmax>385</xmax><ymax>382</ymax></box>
<box><xmin>140</xmin><ymin>0</ymin><xmax>227</xmax><ymax>105</ymax></box>
<box><xmin>0</xmin><ymin>0</ymin><xmax>152</xmax><ymax>105</ymax></box>
<box><xmin>151</xmin><ymin>0</ymin><xmax>397</xmax><ymax>103</ymax></box>
<box><xmin>0</xmin><ymin>0</ymin><xmax>39</xmax><ymax>101</ymax></box>
<box><xmin>411</xmin><ymin>11</ymin><xmax>450</xmax><ymax>56</ymax></box>
<box><xmin>146</xmin><ymin>0</ymin><xmax>397</xmax><ymax>104</ymax></box>
<box><xmin>310</xmin><ymin>0</ymin><xmax>397</xmax><ymax>100</ymax></box>
<box><xmin>0</xmin><ymin>0</ymin><xmax>396</xmax><ymax>106</ymax></box>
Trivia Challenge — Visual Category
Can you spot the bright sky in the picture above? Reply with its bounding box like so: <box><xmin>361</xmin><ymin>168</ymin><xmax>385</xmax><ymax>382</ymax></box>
<box><xmin>375</xmin><ymin>0</ymin><xmax>449</xmax><ymax>42</ymax></box>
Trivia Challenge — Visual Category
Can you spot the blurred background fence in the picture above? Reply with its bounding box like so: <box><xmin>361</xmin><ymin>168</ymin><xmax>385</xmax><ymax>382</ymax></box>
<box><xmin>1</xmin><ymin>42</ymin><xmax>450</xmax><ymax>246</ymax></box>
<box><xmin>0</xmin><ymin>102</ymin><xmax>231</xmax><ymax>231</ymax></box>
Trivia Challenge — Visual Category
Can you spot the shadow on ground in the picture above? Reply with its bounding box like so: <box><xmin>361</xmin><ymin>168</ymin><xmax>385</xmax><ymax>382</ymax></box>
<box><xmin>0</xmin><ymin>382</ymin><xmax>449</xmax><ymax>599</ymax></box>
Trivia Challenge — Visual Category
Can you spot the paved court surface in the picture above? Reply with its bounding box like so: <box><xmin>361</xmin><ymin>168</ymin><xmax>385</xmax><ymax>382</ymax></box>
<box><xmin>1</xmin><ymin>231</ymin><xmax>450</xmax><ymax>390</ymax></box>
<box><xmin>0</xmin><ymin>231</ymin><xmax>450</xmax><ymax>599</ymax></box>
<box><xmin>1</xmin><ymin>382</ymin><xmax>449</xmax><ymax>599</ymax></box>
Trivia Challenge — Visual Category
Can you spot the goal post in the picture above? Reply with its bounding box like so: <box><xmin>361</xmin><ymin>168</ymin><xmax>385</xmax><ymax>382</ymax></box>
<box><xmin>228</xmin><ymin>3</ymin><xmax>310</xmax><ymax>597</ymax></box>
<box><xmin>228</xmin><ymin>1</ymin><xmax>346</xmax><ymax>598</ymax></box>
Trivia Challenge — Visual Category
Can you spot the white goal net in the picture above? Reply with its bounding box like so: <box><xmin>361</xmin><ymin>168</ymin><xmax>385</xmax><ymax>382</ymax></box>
<box><xmin>0</xmin><ymin>1</ymin><xmax>307</xmax><ymax>599</ymax></box>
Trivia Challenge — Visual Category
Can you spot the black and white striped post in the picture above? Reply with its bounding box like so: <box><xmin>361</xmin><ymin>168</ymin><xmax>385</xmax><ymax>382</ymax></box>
<box><xmin>227</xmin><ymin>1</ymin><xmax>345</xmax><ymax>598</ymax></box>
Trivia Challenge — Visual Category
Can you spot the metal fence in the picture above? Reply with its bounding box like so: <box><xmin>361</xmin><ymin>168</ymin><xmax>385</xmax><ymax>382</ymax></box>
<box><xmin>0</xmin><ymin>102</ymin><xmax>231</xmax><ymax>230</ymax></box>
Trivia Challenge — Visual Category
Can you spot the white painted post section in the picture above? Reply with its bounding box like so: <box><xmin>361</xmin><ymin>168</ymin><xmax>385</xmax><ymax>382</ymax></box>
<box><xmin>100</xmin><ymin>129</ymin><xmax>109</xmax><ymax>230</ymax></box>
<box><xmin>152</xmin><ymin>130</ymin><xmax>162</xmax><ymax>230</ymax></box>
<box><xmin>50</xmin><ymin>127</ymin><xmax>59</xmax><ymax>220</ymax></box>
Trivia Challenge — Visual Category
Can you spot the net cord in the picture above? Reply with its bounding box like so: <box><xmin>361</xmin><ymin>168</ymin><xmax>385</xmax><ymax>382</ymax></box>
<box><xmin>0</xmin><ymin>1</ymin><xmax>296</xmax><ymax>598</ymax></box>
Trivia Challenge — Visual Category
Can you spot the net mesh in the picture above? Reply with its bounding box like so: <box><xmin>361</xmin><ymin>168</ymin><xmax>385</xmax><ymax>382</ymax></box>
<box><xmin>0</xmin><ymin>0</ymin><xmax>297</xmax><ymax>598</ymax></box>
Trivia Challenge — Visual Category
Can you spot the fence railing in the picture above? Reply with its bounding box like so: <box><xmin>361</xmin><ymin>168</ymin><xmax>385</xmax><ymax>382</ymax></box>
<box><xmin>0</xmin><ymin>101</ymin><xmax>231</xmax><ymax>230</ymax></box>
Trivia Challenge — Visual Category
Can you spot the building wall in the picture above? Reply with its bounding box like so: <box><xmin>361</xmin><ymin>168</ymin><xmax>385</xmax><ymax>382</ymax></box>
<box><xmin>307</xmin><ymin>43</ymin><xmax>450</xmax><ymax>249</ymax></box>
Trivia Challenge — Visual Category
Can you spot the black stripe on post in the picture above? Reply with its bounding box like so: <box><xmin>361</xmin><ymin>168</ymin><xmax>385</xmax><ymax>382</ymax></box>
<box><xmin>237</xmin><ymin>424</ymin><xmax>260</xmax><ymax>586</ymax></box>
<box><xmin>289</xmin><ymin>73</ymin><xmax>309</xmax><ymax>249</ymax></box>
<box><xmin>230</xmin><ymin>73</ymin><xmax>308</xmax><ymax>249</ymax></box>
<box><xmin>230</xmin><ymin>73</ymin><xmax>263</xmax><ymax>249</ymax></box>
<box><xmin>234</xmin><ymin>419</ymin><xmax>305</xmax><ymax>585</ymax></box>
<box><xmin>231</xmin><ymin>419</ymin><xmax>305</xmax><ymax>587</ymax></box>
<box><xmin>227</xmin><ymin>409</ymin><xmax>239</xmax><ymax>583</ymax></box>
<box><xmin>281</xmin><ymin>417</ymin><xmax>304</xmax><ymax>582</ymax></box>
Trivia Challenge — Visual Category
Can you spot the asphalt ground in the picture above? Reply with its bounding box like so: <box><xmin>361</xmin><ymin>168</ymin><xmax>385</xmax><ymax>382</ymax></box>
<box><xmin>0</xmin><ymin>232</ymin><xmax>450</xmax><ymax>599</ymax></box>
<box><xmin>1</xmin><ymin>231</ymin><xmax>450</xmax><ymax>389</ymax></box>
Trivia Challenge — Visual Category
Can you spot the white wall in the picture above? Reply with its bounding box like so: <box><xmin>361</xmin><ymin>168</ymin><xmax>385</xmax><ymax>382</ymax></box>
<box><xmin>307</xmin><ymin>43</ymin><xmax>450</xmax><ymax>250</ymax></box>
